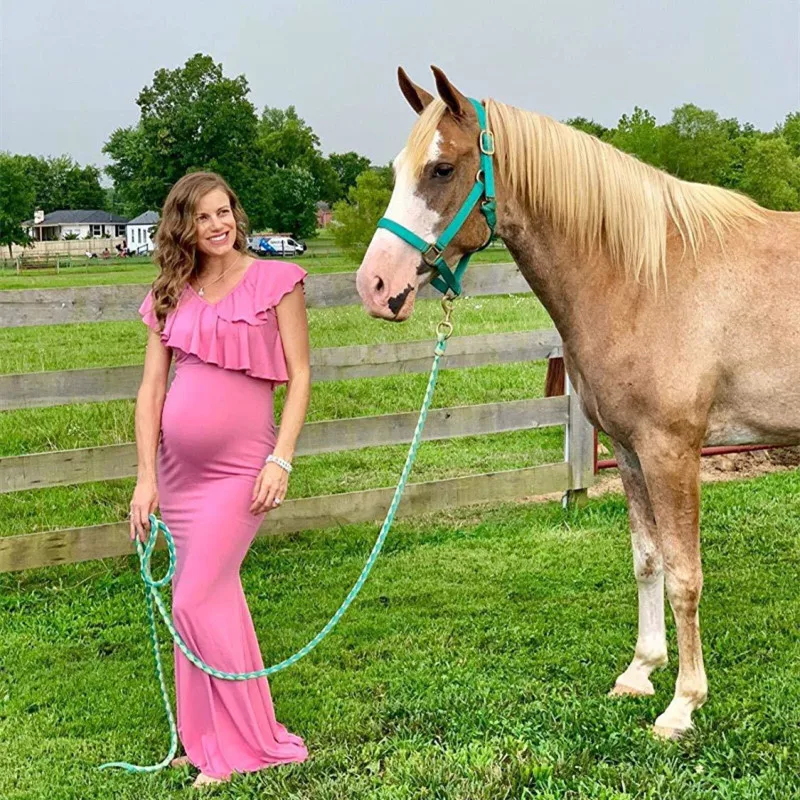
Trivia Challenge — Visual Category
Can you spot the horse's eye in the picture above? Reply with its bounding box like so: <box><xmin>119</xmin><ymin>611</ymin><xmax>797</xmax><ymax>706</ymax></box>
<box><xmin>433</xmin><ymin>163</ymin><xmax>454</xmax><ymax>179</ymax></box>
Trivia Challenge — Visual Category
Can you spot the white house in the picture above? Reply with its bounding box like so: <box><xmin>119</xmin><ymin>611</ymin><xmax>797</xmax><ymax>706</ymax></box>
<box><xmin>127</xmin><ymin>211</ymin><xmax>159</xmax><ymax>253</ymax></box>
<box><xmin>23</xmin><ymin>209</ymin><xmax>129</xmax><ymax>241</ymax></box>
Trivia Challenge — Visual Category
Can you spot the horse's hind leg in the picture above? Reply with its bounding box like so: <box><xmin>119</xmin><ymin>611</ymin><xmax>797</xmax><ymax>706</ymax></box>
<box><xmin>609</xmin><ymin>441</ymin><xmax>668</xmax><ymax>697</ymax></box>
<box><xmin>637</xmin><ymin>435</ymin><xmax>707</xmax><ymax>738</ymax></box>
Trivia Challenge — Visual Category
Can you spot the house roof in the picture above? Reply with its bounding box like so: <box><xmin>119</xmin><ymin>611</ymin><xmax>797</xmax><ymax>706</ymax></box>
<box><xmin>127</xmin><ymin>211</ymin><xmax>160</xmax><ymax>225</ymax></box>
<box><xmin>23</xmin><ymin>209</ymin><xmax>129</xmax><ymax>226</ymax></box>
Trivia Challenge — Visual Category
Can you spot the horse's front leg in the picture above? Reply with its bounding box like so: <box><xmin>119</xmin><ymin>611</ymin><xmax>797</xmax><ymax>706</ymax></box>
<box><xmin>638</xmin><ymin>434</ymin><xmax>707</xmax><ymax>738</ymax></box>
<box><xmin>609</xmin><ymin>441</ymin><xmax>668</xmax><ymax>697</ymax></box>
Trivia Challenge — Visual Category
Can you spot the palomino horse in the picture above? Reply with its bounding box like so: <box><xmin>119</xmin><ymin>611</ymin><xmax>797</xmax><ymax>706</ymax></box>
<box><xmin>356</xmin><ymin>66</ymin><xmax>800</xmax><ymax>738</ymax></box>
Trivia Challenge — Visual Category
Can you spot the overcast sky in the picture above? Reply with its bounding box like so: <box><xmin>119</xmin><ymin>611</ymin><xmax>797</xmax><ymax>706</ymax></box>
<box><xmin>1</xmin><ymin>0</ymin><xmax>798</xmax><ymax>173</ymax></box>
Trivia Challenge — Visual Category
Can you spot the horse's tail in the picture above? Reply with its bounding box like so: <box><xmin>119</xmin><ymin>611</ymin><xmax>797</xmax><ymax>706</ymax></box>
<box><xmin>544</xmin><ymin>356</ymin><xmax>565</xmax><ymax>397</ymax></box>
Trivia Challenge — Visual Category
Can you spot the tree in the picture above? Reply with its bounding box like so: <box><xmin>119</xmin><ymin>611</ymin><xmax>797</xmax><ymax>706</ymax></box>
<box><xmin>258</xmin><ymin>105</ymin><xmax>340</xmax><ymax>205</ymax></box>
<box><xmin>739</xmin><ymin>137</ymin><xmax>800</xmax><ymax>210</ymax></box>
<box><xmin>606</xmin><ymin>107</ymin><xmax>665</xmax><ymax>168</ymax></box>
<box><xmin>258</xmin><ymin>106</ymin><xmax>321</xmax><ymax>169</ymax></box>
<box><xmin>0</xmin><ymin>154</ymin><xmax>35</xmax><ymax>258</ymax></box>
<box><xmin>104</xmin><ymin>54</ymin><xmax>261</xmax><ymax>216</ymax></box>
<box><xmin>12</xmin><ymin>155</ymin><xmax>106</xmax><ymax>214</ymax></box>
<box><xmin>564</xmin><ymin>117</ymin><xmax>609</xmax><ymax>140</ymax></box>
<box><xmin>263</xmin><ymin>166</ymin><xmax>319</xmax><ymax>238</ymax></box>
<box><xmin>777</xmin><ymin>111</ymin><xmax>800</xmax><ymax>158</ymax></box>
<box><xmin>660</xmin><ymin>104</ymin><xmax>735</xmax><ymax>185</ymax></box>
<box><xmin>103</xmin><ymin>126</ymin><xmax>155</xmax><ymax>216</ymax></box>
<box><xmin>41</xmin><ymin>157</ymin><xmax>106</xmax><ymax>210</ymax></box>
<box><xmin>331</xmin><ymin>168</ymin><xmax>393</xmax><ymax>259</ymax></box>
<box><xmin>309</xmin><ymin>158</ymin><xmax>341</xmax><ymax>207</ymax></box>
<box><xmin>328</xmin><ymin>152</ymin><xmax>372</xmax><ymax>199</ymax></box>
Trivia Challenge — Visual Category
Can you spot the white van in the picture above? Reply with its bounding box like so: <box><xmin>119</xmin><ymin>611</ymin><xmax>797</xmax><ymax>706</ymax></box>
<box><xmin>248</xmin><ymin>235</ymin><xmax>307</xmax><ymax>257</ymax></box>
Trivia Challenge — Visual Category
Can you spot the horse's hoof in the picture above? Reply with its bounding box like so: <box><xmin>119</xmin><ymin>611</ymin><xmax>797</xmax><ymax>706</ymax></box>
<box><xmin>609</xmin><ymin>679</ymin><xmax>654</xmax><ymax>697</ymax></box>
<box><xmin>652</xmin><ymin>723</ymin><xmax>688</xmax><ymax>741</ymax></box>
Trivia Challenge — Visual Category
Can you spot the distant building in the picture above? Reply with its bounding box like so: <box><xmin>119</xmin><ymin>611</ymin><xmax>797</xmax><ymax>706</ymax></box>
<box><xmin>23</xmin><ymin>209</ymin><xmax>129</xmax><ymax>241</ymax></box>
<box><xmin>127</xmin><ymin>211</ymin><xmax>160</xmax><ymax>253</ymax></box>
<box><xmin>316</xmin><ymin>201</ymin><xmax>333</xmax><ymax>228</ymax></box>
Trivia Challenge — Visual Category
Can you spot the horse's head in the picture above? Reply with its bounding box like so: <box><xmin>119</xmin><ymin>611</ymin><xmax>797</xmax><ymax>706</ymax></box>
<box><xmin>356</xmin><ymin>67</ymin><xmax>494</xmax><ymax>321</ymax></box>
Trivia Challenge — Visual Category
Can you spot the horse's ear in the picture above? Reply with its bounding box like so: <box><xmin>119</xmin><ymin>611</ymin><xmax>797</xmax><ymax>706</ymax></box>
<box><xmin>431</xmin><ymin>66</ymin><xmax>468</xmax><ymax>118</ymax></box>
<box><xmin>397</xmin><ymin>67</ymin><xmax>434</xmax><ymax>115</ymax></box>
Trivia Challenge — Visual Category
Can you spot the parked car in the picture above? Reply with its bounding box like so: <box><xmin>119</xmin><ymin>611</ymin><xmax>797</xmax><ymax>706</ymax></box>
<box><xmin>247</xmin><ymin>235</ymin><xmax>307</xmax><ymax>257</ymax></box>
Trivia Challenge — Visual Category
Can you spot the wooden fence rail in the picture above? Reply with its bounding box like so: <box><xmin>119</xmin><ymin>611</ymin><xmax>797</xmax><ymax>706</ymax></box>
<box><xmin>0</xmin><ymin>463</ymin><xmax>570</xmax><ymax>573</ymax></box>
<box><xmin>0</xmin><ymin>397</ymin><xmax>569</xmax><ymax>494</ymax></box>
<box><xmin>0</xmin><ymin>263</ymin><xmax>530</xmax><ymax>328</ymax></box>
<box><xmin>0</xmin><ymin>329</ymin><xmax>562</xmax><ymax>411</ymax></box>
<box><xmin>0</xmin><ymin>263</ymin><xmax>596</xmax><ymax>573</ymax></box>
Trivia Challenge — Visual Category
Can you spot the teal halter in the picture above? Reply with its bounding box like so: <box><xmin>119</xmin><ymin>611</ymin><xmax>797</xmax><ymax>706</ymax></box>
<box><xmin>376</xmin><ymin>97</ymin><xmax>496</xmax><ymax>297</ymax></box>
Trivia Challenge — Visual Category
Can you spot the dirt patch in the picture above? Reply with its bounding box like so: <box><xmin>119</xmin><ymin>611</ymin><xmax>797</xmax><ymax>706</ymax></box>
<box><xmin>476</xmin><ymin>446</ymin><xmax>800</xmax><ymax>511</ymax></box>
<box><xmin>590</xmin><ymin>445</ymin><xmax>800</xmax><ymax>499</ymax></box>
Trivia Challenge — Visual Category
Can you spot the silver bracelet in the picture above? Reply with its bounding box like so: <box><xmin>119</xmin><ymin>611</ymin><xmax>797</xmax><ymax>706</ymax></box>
<box><xmin>265</xmin><ymin>454</ymin><xmax>293</xmax><ymax>473</ymax></box>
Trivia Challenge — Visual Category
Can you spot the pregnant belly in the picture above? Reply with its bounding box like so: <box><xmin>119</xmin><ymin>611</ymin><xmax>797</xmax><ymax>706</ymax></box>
<box><xmin>160</xmin><ymin>355</ymin><xmax>276</xmax><ymax>477</ymax></box>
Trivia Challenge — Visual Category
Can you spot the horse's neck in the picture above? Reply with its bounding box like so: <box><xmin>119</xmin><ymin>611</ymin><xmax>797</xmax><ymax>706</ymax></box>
<box><xmin>496</xmin><ymin>208</ymin><xmax>622</xmax><ymax>347</ymax></box>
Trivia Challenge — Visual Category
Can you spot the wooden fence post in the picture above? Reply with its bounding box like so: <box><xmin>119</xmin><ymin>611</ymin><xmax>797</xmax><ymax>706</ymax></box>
<box><xmin>563</xmin><ymin>370</ymin><xmax>595</xmax><ymax>509</ymax></box>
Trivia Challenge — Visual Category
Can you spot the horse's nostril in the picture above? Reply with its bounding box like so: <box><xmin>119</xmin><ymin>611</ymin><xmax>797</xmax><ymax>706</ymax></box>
<box><xmin>375</xmin><ymin>276</ymin><xmax>384</xmax><ymax>294</ymax></box>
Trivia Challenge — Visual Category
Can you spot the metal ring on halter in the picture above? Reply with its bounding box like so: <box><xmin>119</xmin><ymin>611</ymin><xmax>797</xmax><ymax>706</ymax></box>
<box><xmin>479</xmin><ymin>130</ymin><xmax>495</xmax><ymax>156</ymax></box>
<box><xmin>436</xmin><ymin>297</ymin><xmax>455</xmax><ymax>339</ymax></box>
<box><xmin>436</xmin><ymin>319</ymin><xmax>454</xmax><ymax>339</ymax></box>
<box><xmin>422</xmin><ymin>243</ymin><xmax>444</xmax><ymax>267</ymax></box>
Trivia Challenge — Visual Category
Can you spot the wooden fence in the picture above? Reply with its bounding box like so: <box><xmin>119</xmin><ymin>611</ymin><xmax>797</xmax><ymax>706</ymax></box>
<box><xmin>3</xmin><ymin>237</ymin><xmax>125</xmax><ymax>260</ymax></box>
<box><xmin>0</xmin><ymin>263</ymin><xmax>595</xmax><ymax>573</ymax></box>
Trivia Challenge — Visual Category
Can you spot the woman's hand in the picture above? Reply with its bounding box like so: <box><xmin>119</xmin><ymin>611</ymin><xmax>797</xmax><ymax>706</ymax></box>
<box><xmin>129</xmin><ymin>478</ymin><xmax>159</xmax><ymax>544</ymax></box>
<box><xmin>250</xmin><ymin>461</ymin><xmax>289</xmax><ymax>515</ymax></box>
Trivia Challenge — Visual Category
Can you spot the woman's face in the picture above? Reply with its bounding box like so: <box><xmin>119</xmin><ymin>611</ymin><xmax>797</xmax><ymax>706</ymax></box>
<box><xmin>193</xmin><ymin>188</ymin><xmax>237</xmax><ymax>259</ymax></box>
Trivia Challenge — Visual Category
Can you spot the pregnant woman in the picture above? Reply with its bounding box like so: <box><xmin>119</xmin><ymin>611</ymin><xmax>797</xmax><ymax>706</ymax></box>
<box><xmin>129</xmin><ymin>171</ymin><xmax>311</xmax><ymax>788</ymax></box>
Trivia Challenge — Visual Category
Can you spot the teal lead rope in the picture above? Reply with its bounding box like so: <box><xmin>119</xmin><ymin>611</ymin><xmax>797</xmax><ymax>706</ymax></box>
<box><xmin>99</xmin><ymin>302</ymin><xmax>455</xmax><ymax>774</ymax></box>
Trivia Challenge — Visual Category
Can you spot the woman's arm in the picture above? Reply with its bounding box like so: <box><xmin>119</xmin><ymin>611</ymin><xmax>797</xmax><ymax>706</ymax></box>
<box><xmin>250</xmin><ymin>283</ymin><xmax>310</xmax><ymax>514</ymax></box>
<box><xmin>272</xmin><ymin>283</ymin><xmax>311</xmax><ymax>462</ymax></box>
<box><xmin>130</xmin><ymin>329</ymin><xmax>172</xmax><ymax>541</ymax></box>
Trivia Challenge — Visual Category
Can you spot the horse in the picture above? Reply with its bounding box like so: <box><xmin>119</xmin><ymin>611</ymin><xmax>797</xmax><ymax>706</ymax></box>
<box><xmin>355</xmin><ymin>66</ymin><xmax>800</xmax><ymax>739</ymax></box>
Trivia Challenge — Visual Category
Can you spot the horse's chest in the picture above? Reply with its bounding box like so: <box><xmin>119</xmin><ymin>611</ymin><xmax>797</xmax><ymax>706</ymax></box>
<box><xmin>563</xmin><ymin>350</ymin><xmax>642</xmax><ymax>443</ymax></box>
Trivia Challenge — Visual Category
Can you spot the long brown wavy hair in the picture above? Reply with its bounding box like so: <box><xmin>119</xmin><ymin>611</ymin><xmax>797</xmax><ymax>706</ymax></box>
<box><xmin>147</xmin><ymin>171</ymin><xmax>250</xmax><ymax>331</ymax></box>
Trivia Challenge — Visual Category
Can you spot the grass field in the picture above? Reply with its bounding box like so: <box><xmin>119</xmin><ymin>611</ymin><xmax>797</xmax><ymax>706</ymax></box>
<box><xmin>2</xmin><ymin>476</ymin><xmax>800</xmax><ymax>799</ymax></box>
<box><xmin>2</xmin><ymin>256</ymin><xmax>799</xmax><ymax>797</ymax></box>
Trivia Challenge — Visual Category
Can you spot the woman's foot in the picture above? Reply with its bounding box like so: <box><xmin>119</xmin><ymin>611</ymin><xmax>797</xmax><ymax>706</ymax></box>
<box><xmin>170</xmin><ymin>755</ymin><xmax>191</xmax><ymax>768</ymax></box>
<box><xmin>192</xmin><ymin>772</ymin><xmax>230</xmax><ymax>789</ymax></box>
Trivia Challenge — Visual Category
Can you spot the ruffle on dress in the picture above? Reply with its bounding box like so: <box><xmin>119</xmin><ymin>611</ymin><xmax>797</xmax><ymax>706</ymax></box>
<box><xmin>138</xmin><ymin>259</ymin><xmax>306</xmax><ymax>383</ymax></box>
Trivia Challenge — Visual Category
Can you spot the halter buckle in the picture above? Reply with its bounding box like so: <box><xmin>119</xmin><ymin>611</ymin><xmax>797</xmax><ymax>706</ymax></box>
<box><xmin>422</xmin><ymin>243</ymin><xmax>444</xmax><ymax>267</ymax></box>
<box><xmin>480</xmin><ymin>130</ymin><xmax>495</xmax><ymax>156</ymax></box>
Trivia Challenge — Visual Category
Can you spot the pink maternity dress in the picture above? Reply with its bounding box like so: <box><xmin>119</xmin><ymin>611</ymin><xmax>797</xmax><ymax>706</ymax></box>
<box><xmin>137</xmin><ymin>258</ymin><xmax>309</xmax><ymax>780</ymax></box>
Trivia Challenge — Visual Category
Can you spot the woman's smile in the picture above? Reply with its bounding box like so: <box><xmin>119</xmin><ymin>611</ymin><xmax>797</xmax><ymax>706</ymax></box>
<box><xmin>208</xmin><ymin>230</ymin><xmax>230</xmax><ymax>245</ymax></box>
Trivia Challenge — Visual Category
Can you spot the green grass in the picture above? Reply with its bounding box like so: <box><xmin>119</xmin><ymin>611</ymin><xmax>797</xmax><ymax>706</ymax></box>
<box><xmin>1</xmin><ymin>474</ymin><xmax>800</xmax><ymax>798</ymax></box>
<box><xmin>4</xmin><ymin>265</ymin><xmax>799</xmax><ymax>797</ymax></box>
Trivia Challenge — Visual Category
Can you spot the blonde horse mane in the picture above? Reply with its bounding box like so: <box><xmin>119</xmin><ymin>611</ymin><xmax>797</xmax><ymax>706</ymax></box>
<box><xmin>405</xmin><ymin>98</ymin><xmax>766</xmax><ymax>285</ymax></box>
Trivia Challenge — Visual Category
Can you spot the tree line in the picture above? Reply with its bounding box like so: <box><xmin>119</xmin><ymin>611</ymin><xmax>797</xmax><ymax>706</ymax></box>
<box><xmin>567</xmin><ymin>106</ymin><xmax>800</xmax><ymax>212</ymax></box>
<box><xmin>0</xmin><ymin>52</ymin><xmax>798</xmax><ymax>258</ymax></box>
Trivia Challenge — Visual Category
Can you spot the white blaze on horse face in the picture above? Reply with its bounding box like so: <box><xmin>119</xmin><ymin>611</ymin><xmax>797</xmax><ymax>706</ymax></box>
<box><xmin>384</xmin><ymin>132</ymin><xmax>442</xmax><ymax>243</ymax></box>
<box><xmin>356</xmin><ymin>133</ymin><xmax>443</xmax><ymax>318</ymax></box>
